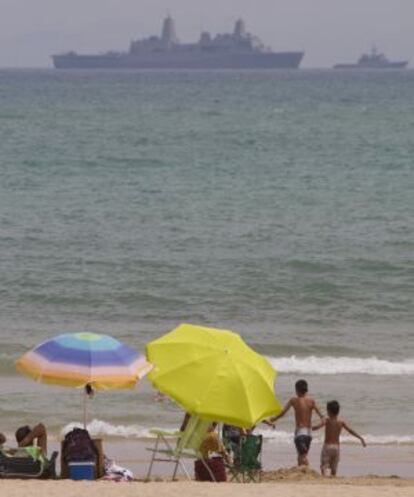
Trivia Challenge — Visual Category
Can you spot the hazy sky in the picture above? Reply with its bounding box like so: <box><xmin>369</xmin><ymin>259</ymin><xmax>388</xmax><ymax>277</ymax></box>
<box><xmin>0</xmin><ymin>0</ymin><xmax>412</xmax><ymax>67</ymax></box>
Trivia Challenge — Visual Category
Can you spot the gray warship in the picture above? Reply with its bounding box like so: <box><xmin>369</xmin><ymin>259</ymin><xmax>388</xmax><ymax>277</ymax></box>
<box><xmin>334</xmin><ymin>47</ymin><xmax>408</xmax><ymax>69</ymax></box>
<box><xmin>52</xmin><ymin>17</ymin><xmax>304</xmax><ymax>70</ymax></box>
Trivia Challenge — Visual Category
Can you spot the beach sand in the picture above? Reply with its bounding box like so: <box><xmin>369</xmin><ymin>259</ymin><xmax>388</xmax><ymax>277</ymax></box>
<box><xmin>4</xmin><ymin>451</ymin><xmax>413</xmax><ymax>497</ymax></box>
<box><xmin>3</xmin><ymin>437</ymin><xmax>413</xmax><ymax>497</ymax></box>
<box><xmin>90</xmin><ymin>438</ymin><xmax>414</xmax><ymax>479</ymax></box>
<box><xmin>2</xmin><ymin>478</ymin><xmax>414</xmax><ymax>497</ymax></box>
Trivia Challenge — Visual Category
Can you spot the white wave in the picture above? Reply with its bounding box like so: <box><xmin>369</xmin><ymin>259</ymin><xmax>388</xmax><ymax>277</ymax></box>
<box><xmin>59</xmin><ymin>420</ymin><xmax>414</xmax><ymax>446</ymax></box>
<box><xmin>257</xmin><ymin>428</ymin><xmax>414</xmax><ymax>446</ymax></box>
<box><xmin>61</xmin><ymin>419</ymin><xmax>156</xmax><ymax>439</ymax></box>
<box><xmin>267</xmin><ymin>355</ymin><xmax>414</xmax><ymax>375</ymax></box>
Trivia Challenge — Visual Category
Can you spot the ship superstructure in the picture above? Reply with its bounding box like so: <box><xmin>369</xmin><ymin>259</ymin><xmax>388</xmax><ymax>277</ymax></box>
<box><xmin>334</xmin><ymin>47</ymin><xmax>408</xmax><ymax>69</ymax></box>
<box><xmin>52</xmin><ymin>17</ymin><xmax>304</xmax><ymax>69</ymax></box>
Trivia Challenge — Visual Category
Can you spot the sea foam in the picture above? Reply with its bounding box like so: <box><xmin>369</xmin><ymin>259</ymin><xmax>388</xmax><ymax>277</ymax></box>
<box><xmin>258</xmin><ymin>429</ymin><xmax>414</xmax><ymax>446</ymax></box>
<box><xmin>60</xmin><ymin>419</ymin><xmax>414</xmax><ymax>446</ymax></box>
<box><xmin>266</xmin><ymin>356</ymin><xmax>414</xmax><ymax>375</ymax></box>
<box><xmin>61</xmin><ymin>419</ymin><xmax>153</xmax><ymax>439</ymax></box>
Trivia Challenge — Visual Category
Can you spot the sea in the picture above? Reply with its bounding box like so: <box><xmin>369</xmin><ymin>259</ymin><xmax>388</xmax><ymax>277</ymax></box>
<box><xmin>0</xmin><ymin>69</ymin><xmax>413</xmax><ymax>468</ymax></box>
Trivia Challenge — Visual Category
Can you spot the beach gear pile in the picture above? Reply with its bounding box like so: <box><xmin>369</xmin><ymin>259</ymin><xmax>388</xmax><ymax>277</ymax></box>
<box><xmin>14</xmin><ymin>324</ymin><xmax>281</xmax><ymax>481</ymax></box>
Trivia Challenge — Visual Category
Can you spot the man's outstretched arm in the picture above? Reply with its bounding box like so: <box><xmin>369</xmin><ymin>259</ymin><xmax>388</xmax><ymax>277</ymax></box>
<box><xmin>269</xmin><ymin>399</ymin><xmax>292</xmax><ymax>423</ymax></box>
<box><xmin>313</xmin><ymin>401</ymin><xmax>324</xmax><ymax>421</ymax></box>
<box><xmin>312</xmin><ymin>418</ymin><xmax>325</xmax><ymax>431</ymax></box>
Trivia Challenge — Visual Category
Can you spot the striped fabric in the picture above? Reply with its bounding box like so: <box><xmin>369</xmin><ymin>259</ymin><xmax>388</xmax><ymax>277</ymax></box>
<box><xmin>16</xmin><ymin>332</ymin><xmax>153</xmax><ymax>390</ymax></box>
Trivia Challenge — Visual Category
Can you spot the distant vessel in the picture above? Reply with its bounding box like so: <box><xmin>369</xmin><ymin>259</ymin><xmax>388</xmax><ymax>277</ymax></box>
<box><xmin>334</xmin><ymin>47</ymin><xmax>408</xmax><ymax>69</ymax></box>
<box><xmin>52</xmin><ymin>17</ymin><xmax>304</xmax><ymax>70</ymax></box>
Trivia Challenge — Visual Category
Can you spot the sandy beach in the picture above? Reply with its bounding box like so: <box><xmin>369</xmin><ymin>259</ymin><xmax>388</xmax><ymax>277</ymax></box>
<box><xmin>56</xmin><ymin>437</ymin><xmax>414</xmax><ymax>479</ymax></box>
<box><xmin>2</xmin><ymin>479</ymin><xmax>414</xmax><ymax>497</ymax></box>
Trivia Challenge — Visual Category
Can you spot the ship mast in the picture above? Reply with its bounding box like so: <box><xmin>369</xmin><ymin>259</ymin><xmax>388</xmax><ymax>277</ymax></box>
<box><xmin>234</xmin><ymin>19</ymin><xmax>246</xmax><ymax>38</ymax></box>
<box><xmin>161</xmin><ymin>15</ymin><xmax>179</xmax><ymax>48</ymax></box>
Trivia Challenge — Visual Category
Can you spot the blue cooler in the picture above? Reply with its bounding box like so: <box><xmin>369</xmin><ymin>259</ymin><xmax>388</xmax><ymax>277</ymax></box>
<box><xmin>68</xmin><ymin>461</ymin><xmax>95</xmax><ymax>480</ymax></box>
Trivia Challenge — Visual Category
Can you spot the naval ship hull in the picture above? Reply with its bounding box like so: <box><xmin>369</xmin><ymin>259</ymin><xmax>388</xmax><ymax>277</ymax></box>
<box><xmin>334</xmin><ymin>61</ymin><xmax>408</xmax><ymax>69</ymax></box>
<box><xmin>52</xmin><ymin>51</ymin><xmax>304</xmax><ymax>69</ymax></box>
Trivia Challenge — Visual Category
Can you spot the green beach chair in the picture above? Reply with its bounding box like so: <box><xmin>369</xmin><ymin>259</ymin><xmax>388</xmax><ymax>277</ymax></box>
<box><xmin>226</xmin><ymin>434</ymin><xmax>263</xmax><ymax>483</ymax></box>
<box><xmin>146</xmin><ymin>415</ymin><xmax>213</xmax><ymax>481</ymax></box>
<box><xmin>0</xmin><ymin>446</ymin><xmax>58</xmax><ymax>479</ymax></box>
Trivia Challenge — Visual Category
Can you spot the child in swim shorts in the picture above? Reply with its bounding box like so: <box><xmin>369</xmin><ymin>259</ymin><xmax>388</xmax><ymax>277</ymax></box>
<box><xmin>269</xmin><ymin>379</ymin><xmax>324</xmax><ymax>466</ymax></box>
<box><xmin>313</xmin><ymin>400</ymin><xmax>366</xmax><ymax>476</ymax></box>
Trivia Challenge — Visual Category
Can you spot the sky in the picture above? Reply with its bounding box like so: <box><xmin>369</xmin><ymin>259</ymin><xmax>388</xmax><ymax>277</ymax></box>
<box><xmin>0</xmin><ymin>0</ymin><xmax>412</xmax><ymax>68</ymax></box>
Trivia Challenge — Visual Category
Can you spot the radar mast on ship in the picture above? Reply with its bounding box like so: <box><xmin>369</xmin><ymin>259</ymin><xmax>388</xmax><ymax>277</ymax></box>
<box><xmin>161</xmin><ymin>15</ymin><xmax>179</xmax><ymax>47</ymax></box>
<box><xmin>234</xmin><ymin>19</ymin><xmax>247</xmax><ymax>38</ymax></box>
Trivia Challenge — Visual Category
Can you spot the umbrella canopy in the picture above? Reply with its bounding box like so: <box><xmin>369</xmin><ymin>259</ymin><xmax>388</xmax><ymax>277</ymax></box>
<box><xmin>146</xmin><ymin>323</ymin><xmax>281</xmax><ymax>428</ymax></box>
<box><xmin>16</xmin><ymin>332</ymin><xmax>153</xmax><ymax>390</ymax></box>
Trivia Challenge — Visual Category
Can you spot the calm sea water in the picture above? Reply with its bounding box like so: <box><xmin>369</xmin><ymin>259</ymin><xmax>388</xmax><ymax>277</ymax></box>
<box><xmin>0</xmin><ymin>69</ymin><xmax>413</xmax><ymax>446</ymax></box>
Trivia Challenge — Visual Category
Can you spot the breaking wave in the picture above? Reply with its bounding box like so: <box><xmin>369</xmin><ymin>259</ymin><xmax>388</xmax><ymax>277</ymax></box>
<box><xmin>267</xmin><ymin>356</ymin><xmax>414</xmax><ymax>375</ymax></box>
<box><xmin>258</xmin><ymin>429</ymin><xmax>414</xmax><ymax>446</ymax></box>
<box><xmin>61</xmin><ymin>419</ymin><xmax>153</xmax><ymax>439</ymax></box>
<box><xmin>60</xmin><ymin>419</ymin><xmax>414</xmax><ymax>446</ymax></box>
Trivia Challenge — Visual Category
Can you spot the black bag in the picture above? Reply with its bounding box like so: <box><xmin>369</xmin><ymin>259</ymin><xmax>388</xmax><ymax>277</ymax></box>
<box><xmin>62</xmin><ymin>428</ymin><xmax>98</xmax><ymax>463</ymax></box>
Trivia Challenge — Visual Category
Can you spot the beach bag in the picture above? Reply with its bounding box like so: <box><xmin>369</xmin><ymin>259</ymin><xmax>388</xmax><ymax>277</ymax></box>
<box><xmin>194</xmin><ymin>456</ymin><xmax>227</xmax><ymax>482</ymax></box>
<box><xmin>62</xmin><ymin>428</ymin><xmax>98</xmax><ymax>463</ymax></box>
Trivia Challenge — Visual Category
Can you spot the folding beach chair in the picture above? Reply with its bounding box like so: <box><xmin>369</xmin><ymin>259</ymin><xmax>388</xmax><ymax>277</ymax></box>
<box><xmin>226</xmin><ymin>434</ymin><xmax>263</xmax><ymax>483</ymax></box>
<box><xmin>146</xmin><ymin>416</ymin><xmax>213</xmax><ymax>481</ymax></box>
<box><xmin>0</xmin><ymin>447</ymin><xmax>58</xmax><ymax>479</ymax></box>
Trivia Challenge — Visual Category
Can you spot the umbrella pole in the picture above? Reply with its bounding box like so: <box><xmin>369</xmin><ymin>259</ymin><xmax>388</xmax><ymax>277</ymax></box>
<box><xmin>83</xmin><ymin>389</ymin><xmax>87</xmax><ymax>429</ymax></box>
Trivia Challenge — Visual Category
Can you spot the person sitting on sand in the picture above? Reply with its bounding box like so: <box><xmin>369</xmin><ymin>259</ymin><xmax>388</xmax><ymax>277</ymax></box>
<box><xmin>222</xmin><ymin>424</ymin><xmax>247</xmax><ymax>461</ymax></box>
<box><xmin>268</xmin><ymin>379</ymin><xmax>323</xmax><ymax>467</ymax></box>
<box><xmin>222</xmin><ymin>424</ymin><xmax>246</xmax><ymax>445</ymax></box>
<box><xmin>312</xmin><ymin>400</ymin><xmax>366</xmax><ymax>477</ymax></box>
<box><xmin>200</xmin><ymin>423</ymin><xmax>232</xmax><ymax>464</ymax></box>
<box><xmin>179</xmin><ymin>413</ymin><xmax>231</xmax><ymax>463</ymax></box>
<box><xmin>15</xmin><ymin>423</ymin><xmax>48</xmax><ymax>456</ymax></box>
<box><xmin>223</xmin><ymin>420</ymin><xmax>273</xmax><ymax>461</ymax></box>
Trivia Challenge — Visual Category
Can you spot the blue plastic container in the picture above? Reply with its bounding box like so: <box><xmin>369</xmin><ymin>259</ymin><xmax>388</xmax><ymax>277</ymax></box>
<box><xmin>68</xmin><ymin>461</ymin><xmax>95</xmax><ymax>480</ymax></box>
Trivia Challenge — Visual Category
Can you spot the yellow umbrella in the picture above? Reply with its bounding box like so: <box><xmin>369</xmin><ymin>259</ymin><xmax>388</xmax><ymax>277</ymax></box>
<box><xmin>146</xmin><ymin>323</ymin><xmax>281</xmax><ymax>428</ymax></box>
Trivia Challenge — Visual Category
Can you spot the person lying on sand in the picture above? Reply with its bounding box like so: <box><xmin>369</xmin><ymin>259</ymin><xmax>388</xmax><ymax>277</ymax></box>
<box><xmin>312</xmin><ymin>400</ymin><xmax>366</xmax><ymax>477</ymax></box>
<box><xmin>15</xmin><ymin>423</ymin><xmax>48</xmax><ymax>456</ymax></box>
<box><xmin>268</xmin><ymin>379</ymin><xmax>324</xmax><ymax>466</ymax></box>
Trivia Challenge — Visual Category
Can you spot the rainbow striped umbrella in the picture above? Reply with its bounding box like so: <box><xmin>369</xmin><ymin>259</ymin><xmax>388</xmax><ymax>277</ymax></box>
<box><xmin>16</xmin><ymin>332</ymin><xmax>153</xmax><ymax>427</ymax></box>
<box><xmin>16</xmin><ymin>332</ymin><xmax>153</xmax><ymax>390</ymax></box>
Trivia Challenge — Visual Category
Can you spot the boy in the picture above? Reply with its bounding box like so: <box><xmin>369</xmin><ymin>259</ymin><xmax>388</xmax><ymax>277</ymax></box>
<box><xmin>269</xmin><ymin>379</ymin><xmax>323</xmax><ymax>466</ymax></box>
<box><xmin>313</xmin><ymin>400</ymin><xmax>366</xmax><ymax>477</ymax></box>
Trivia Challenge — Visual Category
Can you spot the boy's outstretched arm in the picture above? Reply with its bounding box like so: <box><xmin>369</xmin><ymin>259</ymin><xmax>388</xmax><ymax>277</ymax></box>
<box><xmin>343</xmin><ymin>421</ymin><xmax>366</xmax><ymax>447</ymax></box>
<box><xmin>313</xmin><ymin>401</ymin><xmax>325</xmax><ymax>421</ymax></box>
<box><xmin>312</xmin><ymin>418</ymin><xmax>325</xmax><ymax>431</ymax></box>
<box><xmin>269</xmin><ymin>399</ymin><xmax>292</xmax><ymax>423</ymax></box>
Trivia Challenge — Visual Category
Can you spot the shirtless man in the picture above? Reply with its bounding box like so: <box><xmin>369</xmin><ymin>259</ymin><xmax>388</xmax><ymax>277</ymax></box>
<box><xmin>313</xmin><ymin>400</ymin><xmax>366</xmax><ymax>476</ymax></box>
<box><xmin>269</xmin><ymin>379</ymin><xmax>323</xmax><ymax>466</ymax></box>
<box><xmin>15</xmin><ymin>423</ymin><xmax>48</xmax><ymax>456</ymax></box>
